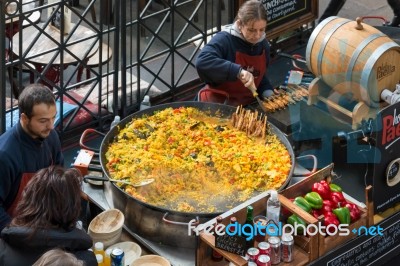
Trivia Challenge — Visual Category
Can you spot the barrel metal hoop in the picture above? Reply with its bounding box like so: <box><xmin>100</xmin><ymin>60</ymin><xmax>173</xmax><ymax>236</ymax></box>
<box><xmin>306</xmin><ymin>16</ymin><xmax>339</xmax><ymax>72</ymax></box>
<box><xmin>346</xmin><ymin>33</ymin><xmax>385</xmax><ymax>81</ymax></box>
<box><xmin>361</xmin><ymin>42</ymin><xmax>400</xmax><ymax>103</ymax></box>
<box><xmin>317</xmin><ymin>19</ymin><xmax>351</xmax><ymax>76</ymax></box>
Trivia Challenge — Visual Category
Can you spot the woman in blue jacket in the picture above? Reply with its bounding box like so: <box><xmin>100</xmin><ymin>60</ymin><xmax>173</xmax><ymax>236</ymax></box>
<box><xmin>196</xmin><ymin>0</ymin><xmax>274</xmax><ymax>106</ymax></box>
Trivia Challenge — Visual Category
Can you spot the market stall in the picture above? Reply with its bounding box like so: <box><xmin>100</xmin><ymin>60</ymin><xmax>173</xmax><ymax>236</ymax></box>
<box><xmin>76</xmin><ymin>4</ymin><xmax>400</xmax><ymax>266</ymax></box>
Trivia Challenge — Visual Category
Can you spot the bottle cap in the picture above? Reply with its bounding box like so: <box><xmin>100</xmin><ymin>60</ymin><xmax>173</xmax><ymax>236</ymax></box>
<box><xmin>105</xmin><ymin>248</ymin><xmax>112</xmax><ymax>256</ymax></box>
<box><xmin>270</xmin><ymin>190</ymin><xmax>278</xmax><ymax>200</ymax></box>
<box><xmin>94</xmin><ymin>242</ymin><xmax>104</xmax><ymax>250</ymax></box>
<box><xmin>96</xmin><ymin>254</ymin><xmax>104</xmax><ymax>263</ymax></box>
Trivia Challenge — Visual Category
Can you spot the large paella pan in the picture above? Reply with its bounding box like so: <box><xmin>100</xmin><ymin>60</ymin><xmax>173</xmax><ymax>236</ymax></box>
<box><xmin>100</xmin><ymin>102</ymin><xmax>294</xmax><ymax>214</ymax></box>
<box><xmin>95</xmin><ymin>101</ymin><xmax>295</xmax><ymax>248</ymax></box>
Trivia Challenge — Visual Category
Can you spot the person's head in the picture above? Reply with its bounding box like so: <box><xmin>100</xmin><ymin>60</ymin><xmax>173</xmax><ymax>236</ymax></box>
<box><xmin>11</xmin><ymin>166</ymin><xmax>83</xmax><ymax>231</ymax></box>
<box><xmin>235</xmin><ymin>0</ymin><xmax>268</xmax><ymax>44</ymax></box>
<box><xmin>33</xmin><ymin>248</ymin><xmax>85</xmax><ymax>266</ymax></box>
<box><xmin>18</xmin><ymin>83</ymin><xmax>57</xmax><ymax>139</ymax></box>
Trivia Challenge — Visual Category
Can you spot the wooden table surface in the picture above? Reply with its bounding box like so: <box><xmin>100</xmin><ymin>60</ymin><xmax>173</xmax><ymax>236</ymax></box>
<box><xmin>12</xmin><ymin>22</ymin><xmax>99</xmax><ymax>65</ymax></box>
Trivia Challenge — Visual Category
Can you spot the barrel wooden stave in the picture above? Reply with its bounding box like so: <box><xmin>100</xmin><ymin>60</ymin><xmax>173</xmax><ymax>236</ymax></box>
<box><xmin>306</xmin><ymin>16</ymin><xmax>400</xmax><ymax>107</ymax></box>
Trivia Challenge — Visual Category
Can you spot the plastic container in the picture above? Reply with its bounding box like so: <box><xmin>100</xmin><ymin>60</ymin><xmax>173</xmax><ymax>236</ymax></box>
<box><xmin>139</xmin><ymin>95</ymin><xmax>151</xmax><ymax>110</ymax></box>
<box><xmin>266</xmin><ymin>190</ymin><xmax>281</xmax><ymax>226</ymax></box>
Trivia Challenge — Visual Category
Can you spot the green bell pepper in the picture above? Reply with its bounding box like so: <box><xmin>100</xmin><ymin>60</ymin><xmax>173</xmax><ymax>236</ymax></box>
<box><xmin>329</xmin><ymin>183</ymin><xmax>342</xmax><ymax>192</ymax></box>
<box><xmin>293</xmin><ymin>196</ymin><xmax>312</xmax><ymax>213</ymax></box>
<box><xmin>333</xmin><ymin>207</ymin><xmax>351</xmax><ymax>224</ymax></box>
<box><xmin>304</xmin><ymin>192</ymin><xmax>323</xmax><ymax>209</ymax></box>
<box><xmin>287</xmin><ymin>214</ymin><xmax>307</xmax><ymax>234</ymax></box>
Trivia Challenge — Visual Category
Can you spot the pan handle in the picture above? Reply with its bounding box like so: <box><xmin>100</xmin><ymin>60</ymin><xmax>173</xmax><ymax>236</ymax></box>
<box><xmin>80</xmin><ymin>128</ymin><xmax>105</xmax><ymax>152</ymax></box>
<box><xmin>278</xmin><ymin>52</ymin><xmax>310</xmax><ymax>73</ymax></box>
<box><xmin>83</xmin><ymin>175</ymin><xmax>109</xmax><ymax>183</ymax></box>
<box><xmin>162</xmin><ymin>212</ymin><xmax>200</xmax><ymax>226</ymax></box>
<box><xmin>293</xmin><ymin>155</ymin><xmax>318</xmax><ymax>176</ymax></box>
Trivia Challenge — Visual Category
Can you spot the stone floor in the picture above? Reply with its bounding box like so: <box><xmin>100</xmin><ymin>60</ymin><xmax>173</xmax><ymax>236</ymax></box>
<box><xmin>319</xmin><ymin>0</ymin><xmax>394</xmax><ymax>25</ymax></box>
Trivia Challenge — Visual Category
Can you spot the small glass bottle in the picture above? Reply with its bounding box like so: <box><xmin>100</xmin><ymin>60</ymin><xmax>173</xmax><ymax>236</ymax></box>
<box><xmin>229</xmin><ymin>216</ymin><xmax>237</xmax><ymax>233</ymax></box>
<box><xmin>266</xmin><ymin>190</ymin><xmax>281</xmax><ymax>226</ymax></box>
<box><xmin>244</xmin><ymin>205</ymin><xmax>254</xmax><ymax>248</ymax></box>
<box><xmin>94</xmin><ymin>242</ymin><xmax>105</xmax><ymax>261</ymax></box>
<box><xmin>104</xmin><ymin>248</ymin><xmax>112</xmax><ymax>266</ymax></box>
<box><xmin>211</xmin><ymin>216</ymin><xmax>223</xmax><ymax>261</ymax></box>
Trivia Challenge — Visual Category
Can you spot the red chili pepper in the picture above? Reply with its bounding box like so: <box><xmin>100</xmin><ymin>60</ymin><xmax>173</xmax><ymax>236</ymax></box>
<box><xmin>173</xmin><ymin>107</ymin><xmax>183</xmax><ymax>114</ymax></box>
<box><xmin>345</xmin><ymin>202</ymin><xmax>361</xmax><ymax>222</ymax></box>
<box><xmin>203</xmin><ymin>139</ymin><xmax>211</xmax><ymax>146</ymax></box>
<box><xmin>167</xmin><ymin>136</ymin><xmax>175</xmax><ymax>144</ymax></box>
<box><xmin>330</xmin><ymin>191</ymin><xmax>346</xmax><ymax>208</ymax></box>
<box><xmin>312</xmin><ymin>181</ymin><xmax>331</xmax><ymax>200</ymax></box>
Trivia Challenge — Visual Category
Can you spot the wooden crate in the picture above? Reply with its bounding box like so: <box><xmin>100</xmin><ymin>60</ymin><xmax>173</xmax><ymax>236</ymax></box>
<box><xmin>280</xmin><ymin>163</ymin><xmax>373</xmax><ymax>257</ymax></box>
<box><xmin>196</xmin><ymin>191</ymin><xmax>319</xmax><ymax>266</ymax></box>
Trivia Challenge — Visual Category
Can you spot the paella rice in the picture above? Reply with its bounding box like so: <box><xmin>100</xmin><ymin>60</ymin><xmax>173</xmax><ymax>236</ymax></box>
<box><xmin>105</xmin><ymin>107</ymin><xmax>291</xmax><ymax>213</ymax></box>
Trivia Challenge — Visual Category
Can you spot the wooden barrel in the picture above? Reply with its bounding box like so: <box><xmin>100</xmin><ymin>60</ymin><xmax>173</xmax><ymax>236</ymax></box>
<box><xmin>306</xmin><ymin>17</ymin><xmax>400</xmax><ymax>107</ymax></box>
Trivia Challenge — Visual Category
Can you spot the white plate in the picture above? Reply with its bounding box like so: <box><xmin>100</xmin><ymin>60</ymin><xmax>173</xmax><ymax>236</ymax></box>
<box><xmin>107</xmin><ymin>241</ymin><xmax>142</xmax><ymax>266</ymax></box>
<box><xmin>131</xmin><ymin>255</ymin><xmax>171</xmax><ymax>266</ymax></box>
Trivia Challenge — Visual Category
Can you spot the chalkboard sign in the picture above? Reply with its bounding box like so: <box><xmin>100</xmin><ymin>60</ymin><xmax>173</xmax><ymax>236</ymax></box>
<box><xmin>309</xmin><ymin>210</ymin><xmax>400</xmax><ymax>265</ymax></box>
<box><xmin>215</xmin><ymin>234</ymin><xmax>247</xmax><ymax>256</ymax></box>
<box><xmin>238</xmin><ymin>0</ymin><xmax>318</xmax><ymax>39</ymax></box>
<box><xmin>262</xmin><ymin>0</ymin><xmax>313</xmax><ymax>27</ymax></box>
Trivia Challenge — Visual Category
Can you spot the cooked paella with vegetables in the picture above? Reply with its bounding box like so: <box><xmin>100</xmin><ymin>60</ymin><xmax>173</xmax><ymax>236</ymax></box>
<box><xmin>105</xmin><ymin>106</ymin><xmax>291</xmax><ymax>213</ymax></box>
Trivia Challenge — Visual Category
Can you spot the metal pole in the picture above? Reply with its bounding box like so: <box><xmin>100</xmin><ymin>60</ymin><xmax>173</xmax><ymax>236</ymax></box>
<box><xmin>1</xmin><ymin>1</ymin><xmax>7</xmax><ymax>133</ymax></box>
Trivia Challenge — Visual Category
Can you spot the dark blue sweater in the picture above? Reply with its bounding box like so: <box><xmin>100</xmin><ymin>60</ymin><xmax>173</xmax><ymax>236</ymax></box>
<box><xmin>195</xmin><ymin>29</ymin><xmax>273</xmax><ymax>94</ymax></box>
<box><xmin>0</xmin><ymin>123</ymin><xmax>64</xmax><ymax>232</ymax></box>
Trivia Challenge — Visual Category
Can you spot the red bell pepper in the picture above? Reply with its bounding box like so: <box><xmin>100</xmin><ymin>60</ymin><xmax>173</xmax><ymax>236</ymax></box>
<box><xmin>311</xmin><ymin>209</ymin><xmax>322</xmax><ymax>219</ymax></box>
<box><xmin>320</xmin><ymin>200</ymin><xmax>333</xmax><ymax>215</ymax></box>
<box><xmin>282</xmin><ymin>199</ymin><xmax>294</xmax><ymax>217</ymax></box>
<box><xmin>312</xmin><ymin>180</ymin><xmax>331</xmax><ymax>200</ymax></box>
<box><xmin>323</xmin><ymin>212</ymin><xmax>340</xmax><ymax>234</ymax></box>
<box><xmin>345</xmin><ymin>202</ymin><xmax>361</xmax><ymax>222</ymax></box>
<box><xmin>323</xmin><ymin>200</ymin><xmax>334</xmax><ymax>208</ymax></box>
<box><xmin>330</xmin><ymin>191</ymin><xmax>346</xmax><ymax>208</ymax></box>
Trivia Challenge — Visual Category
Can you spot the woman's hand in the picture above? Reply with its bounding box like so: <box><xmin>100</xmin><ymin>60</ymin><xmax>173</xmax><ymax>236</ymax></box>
<box><xmin>239</xmin><ymin>69</ymin><xmax>255</xmax><ymax>88</ymax></box>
